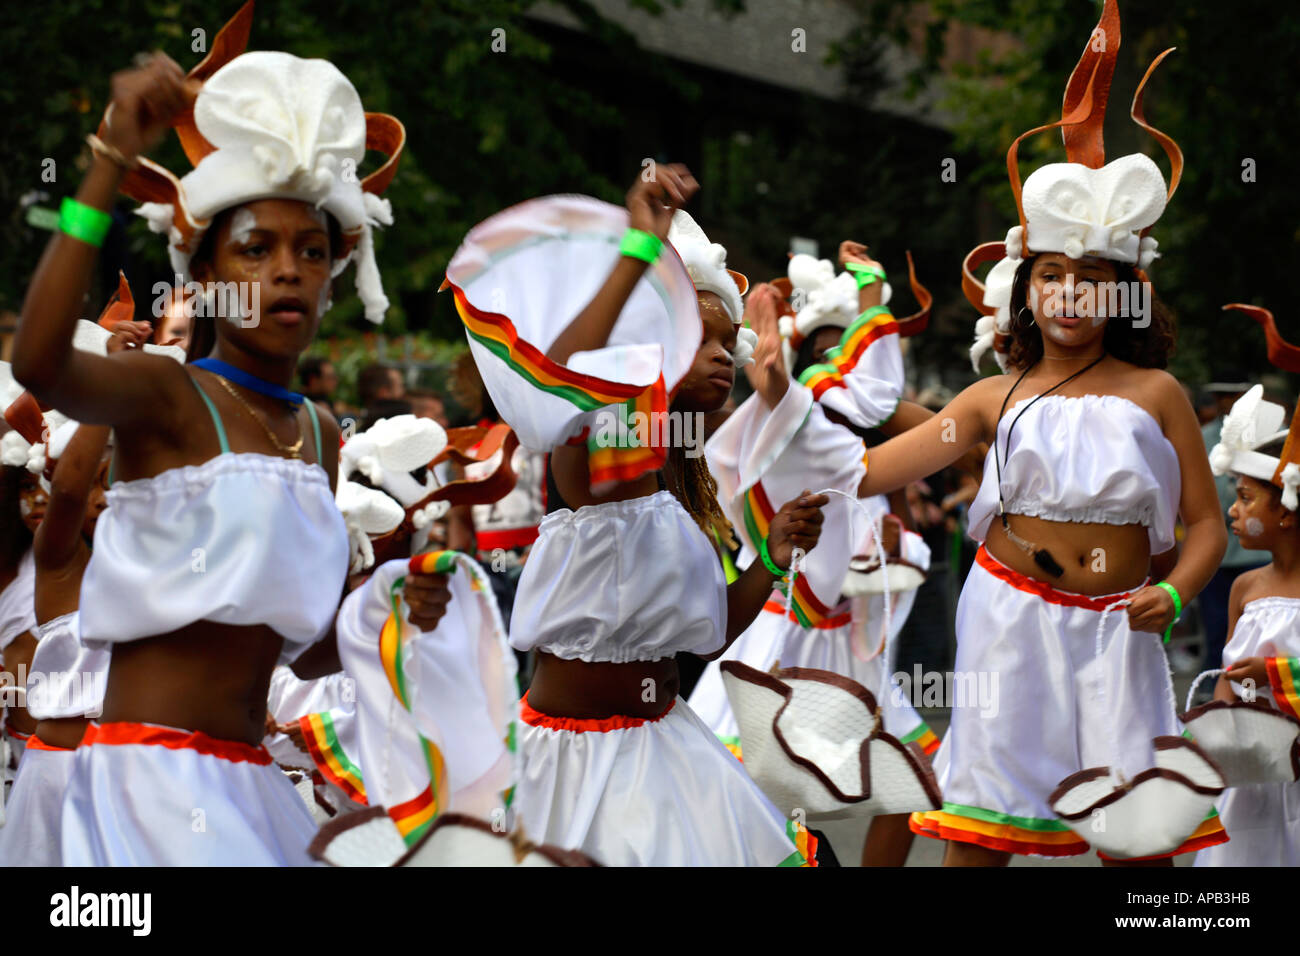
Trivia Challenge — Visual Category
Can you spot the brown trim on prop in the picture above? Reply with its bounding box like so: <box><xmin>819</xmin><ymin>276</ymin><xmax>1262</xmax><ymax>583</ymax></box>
<box><xmin>1048</xmin><ymin>737</ymin><xmax>1225</xmax><ymax>821</ymax></box>
<box><xmin>719</xmin><ymin>660</ymin><xmax>942</xmax><ymax>809</ymax></box>
<box><xmin>394</xmin><ymin>812</ymin><xmax>601</xmax><ymax>867</ymax></box>
<box><xmin>308</xmin><ymin>805</ymin><xmax>391</xmax><ymax>865</ymax></box>
<box><xmin>1181</xmin><ymin>698</ymin><xmax>1300</xmax><ymax>782</ymax></box>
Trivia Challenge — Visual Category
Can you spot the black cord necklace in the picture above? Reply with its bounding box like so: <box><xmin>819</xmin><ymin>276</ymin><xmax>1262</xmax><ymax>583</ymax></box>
<box><xmin>994</xmin><ymin>353</ymin><xmax>1106</xmax><ymax>577</ymax></box>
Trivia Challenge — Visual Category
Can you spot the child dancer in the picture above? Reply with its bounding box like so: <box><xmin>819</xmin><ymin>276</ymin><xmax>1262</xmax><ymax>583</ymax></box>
<box><xmin>11</xmin><ymin>4</ymin><xmax>450</xmax><ymax>865</ymax></box>
<box><xmin>445</xmin><ymin>170</ymin><xmax>829</xmax><ymax>865</ymax></box>
<box><xmin>853</xmin><ymin>0</ymin><xmax>1229</xmax><ymax>864</ymax></box>
<box><xmin>1192</xmin><ymin>341</ymin><xmax>1300</xmax><ymax>865</ymax></box>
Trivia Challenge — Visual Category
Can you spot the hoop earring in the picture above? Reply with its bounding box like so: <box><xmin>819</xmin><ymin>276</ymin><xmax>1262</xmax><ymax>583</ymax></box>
<box><xmin>1017</xmin><ymin>306</ymin><xmax>1034</xmax><ymax>327</ymax></box>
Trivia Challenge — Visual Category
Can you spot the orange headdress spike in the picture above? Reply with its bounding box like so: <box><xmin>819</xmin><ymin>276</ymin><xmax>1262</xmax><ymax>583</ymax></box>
<box><xmin>727</xmin><ymin>269</ymin><xmax>750</xmax><ymax>298</ymax></box>
<box><xmin>174</xmin><ymin>0</ymin><xmax>256</xmax><ymax>165</ymax></box>
<box><xmin>3</xmin><ymin>393</ymin><xmax>46</xmax><ymax>447</ymax></box>
<box><xmin>1006</xmin><ymin>0</ymin><xmax>1119</xmax><ymax>238</ymax></box>
<box><xmin>1225</xmin><ymin>304</ymin><xmax>1300</xmax><ymax>373</ymax></box>
<box><xmin>1131</xmin><ymin>47</ymin><xmax>1183</xmax><ymax>236</ymax></box>
<box><xmin>361</xmin><ymin>113</ymin><xmax>407</xmax><ymax>196</ymax></box>
<box><xmin>96</xmin><ymin>271</ymin><xmax>135</xmax><ymax>331</ymax></box>
<box><xmin>961</xmin><ymin>241</ymin><xmax>1007</xmax><ymax>315</ymax></box>
<box><xmin>896</xmin><ymin>250</ymin><xmax>932</xmax><ymax>338</ymax></box>
<box><xmin>1060</xmin><ymin>0</ymin><xmax>1121</xmax><ymax>168</ymax></box>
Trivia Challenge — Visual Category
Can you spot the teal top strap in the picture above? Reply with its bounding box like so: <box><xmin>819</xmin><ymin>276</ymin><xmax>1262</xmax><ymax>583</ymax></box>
<box><xmin>187</xmin><ymin>371</ymin><xmax>231</xmax><ymax>455</ymax></box>
<box><xmin>304</xmin><ymin>399</ymin><xmax>323</xmax><ymax>464</ymax></box>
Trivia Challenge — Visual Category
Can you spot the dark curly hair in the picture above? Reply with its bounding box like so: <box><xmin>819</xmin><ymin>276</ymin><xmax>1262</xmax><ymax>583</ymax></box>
<box><xmin>1005</xmin><ymin>255</ymin><xmax>1176</xmax><ymax>370</ymax></box>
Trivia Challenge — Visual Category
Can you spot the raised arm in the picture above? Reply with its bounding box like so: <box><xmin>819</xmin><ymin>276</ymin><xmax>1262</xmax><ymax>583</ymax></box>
<box><xmin>545</xmin><ymin>164</ymin><xmax>698</xmax><ymax>364</ymax></box>
<box><xmin>12</xmin><ymin>55</ymin><xmax>196</xmax><ymax>424</ymax></box>
<box><xmin>858</xmin><ymin>380</ymin><xmax>992</xmax><ymax>497</ymax></box>
<box><xmin>32</xmin><ymin>424</ymin><xmax>111</xmax><ymax>574</ymax></box>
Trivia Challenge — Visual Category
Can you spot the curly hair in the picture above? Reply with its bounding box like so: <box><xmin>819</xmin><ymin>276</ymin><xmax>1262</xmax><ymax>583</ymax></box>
<box><xmin>1005</xmin><ymin>255</ymin><xmax>1177</xmax><ymax>370</ymax></box>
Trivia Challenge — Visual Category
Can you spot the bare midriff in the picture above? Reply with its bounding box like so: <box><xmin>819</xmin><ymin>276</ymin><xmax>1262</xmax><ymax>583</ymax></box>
<box><xmin>982</xmin><ymin>513</ymin><xmax>1152</xmax><ymax>595</ymax></box>
<box><xmin>33</xmin><ymin>716</ymin><xmax>89</xmax><ymax>750</ymax></box>
<box><xmin>526</xmin><ymin>650</ymin><xmax>680</xmax><ymax>721</ymax></box>
<box><xmin>99</xmin><ymin>621</ymin><xmax>286</xmax><ymax>746</ymax></box>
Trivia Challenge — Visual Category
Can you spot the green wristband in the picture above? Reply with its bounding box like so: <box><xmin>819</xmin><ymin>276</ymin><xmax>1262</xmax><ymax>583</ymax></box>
<box><xmin>845</xmin><ymin>261</ymin><xmax>886</xmax><ymax>289</ymax></box>
<box><xmin>759</xmin><ymin>535</ymin><xmax>787</xmax><ymax>578</ymax></box>
<box><xmin>58</xmin><ymin>197</ymin><xmax>113</xmax><ymax>248</ymax></box>
<box><xmin>1155</xmin><ymin>581</ymin><xmax>1182</xmax><ymax>645</ymax></box>
<box><xmin>618</xmin><ymin>228</ymin><xmax>662</xmax><ymax>264</ymax></box>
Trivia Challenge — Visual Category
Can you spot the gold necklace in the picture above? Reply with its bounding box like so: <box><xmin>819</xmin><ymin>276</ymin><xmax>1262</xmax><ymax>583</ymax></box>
<box><xmin>214</xmin><ymin>375</ymin><xmax>304</xmax><ymax>458</ymax></box>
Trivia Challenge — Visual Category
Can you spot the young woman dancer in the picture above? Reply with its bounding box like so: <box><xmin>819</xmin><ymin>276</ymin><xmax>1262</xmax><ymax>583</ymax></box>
<box><xmin>857</xmin><ymin>1</ymin><xmax>1228</xmax><ymax>864</ymax></box>
<box><xmin>445</xmin><ymin>169</ymin><xmax>829</xmax><ymax>865</ymax></box>
<box><xmin>1192</xmin><ymin>372</ymin><xmax>1300</xmax><ymax>866</ymax></box>
<box><xmin>11</xmin><ymin>8</ymin><xmax>447</xmax><ymax>864</ymax></box>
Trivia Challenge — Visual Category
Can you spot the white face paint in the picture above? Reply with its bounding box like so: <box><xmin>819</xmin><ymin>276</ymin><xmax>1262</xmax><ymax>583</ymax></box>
<box><xmin>228</xmin><ymin>208</ymin><xmax>258</xmax><ymax>248</ymax></box>
<box><xmin>1245</xmin><ymin>516</ymin><xmax>1265</xmax><ymax>538</ymax></box>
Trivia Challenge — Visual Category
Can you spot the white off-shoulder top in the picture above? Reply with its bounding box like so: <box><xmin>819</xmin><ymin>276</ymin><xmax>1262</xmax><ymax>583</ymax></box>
<box><xmin>968</xmin><ymin>393</ymin><xmax>1181</xmax><ymax>552</ymax></box>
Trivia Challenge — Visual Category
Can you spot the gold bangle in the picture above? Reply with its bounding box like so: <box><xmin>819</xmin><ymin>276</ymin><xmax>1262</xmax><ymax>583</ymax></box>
<box><xmin>85</xmin><ymin>133</ymin><xmax>139</xmax><ymax>171</ymax></box>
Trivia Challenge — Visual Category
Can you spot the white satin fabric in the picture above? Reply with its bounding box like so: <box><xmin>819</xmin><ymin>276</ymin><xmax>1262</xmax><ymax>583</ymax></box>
<box><xmin>515</xmin><ymin>699</ymin><xmax>802</xmax><ymax>866</ymax></box>
<box><xmin>968</xmin><ymin>394</ymin><xmax>1180</xmax><ymax>552</ymax></box>
<box><xmin>935</xmin><ymin>549</ymin><xmax>1182</xmax><ymax>842</ymax></box>
<box><xmin>0</xmin><ymin>744</ymin><xmax>73</xmax><ymax>865</ymax></box>
<box><xmin>80</xmin><ymin>454</ymin><xmax>349</xmax><ymax>664</ymax></box>
<box><xmin>708</xmin><ymin>384</ymin><xmax>871</xmax><ymax>615</ymax></box>
<box><xmin>0</xmin><ymin>548</ymin><xmax>35</xmax><ymax>652</ymax></box>
<box><xmin>448</xmin><ymin>196</ymin><xmax>701</xmax><ymax>456</ymax></box>
<box><xmin>61</xmin><ymin>723</ymin><xmax>319</xmax><ymax>866</ymax></box>
<box><xmin>263</xmin><ymin>667</ymin><xmax>355</xmax><ymax>768</ymax></box>
<box><xmin>336</xmin><ymin>555</ymin><xmax>516</xmax><ymax>818</ymax></box>
<box><xmin>509</xmin><ymin>491</ymin><xmax>726</xmax><ymax>662</ymax></box>
<box><xmin>1195</xmin><ymin>597</ymin><xmax>1300</xmax><ymax>867</ymax></box>
<box><xmin>26</xmin><ymin>611</ymin><xmax>109</xmax><ymax>720</ymax></box>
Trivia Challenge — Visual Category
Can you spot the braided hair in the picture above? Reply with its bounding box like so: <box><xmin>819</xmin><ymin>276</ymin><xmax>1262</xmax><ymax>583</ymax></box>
<box><xmin>666</xmin><ymin>443</ymin><xmax>738</xmax><ymax>552</ymax></box>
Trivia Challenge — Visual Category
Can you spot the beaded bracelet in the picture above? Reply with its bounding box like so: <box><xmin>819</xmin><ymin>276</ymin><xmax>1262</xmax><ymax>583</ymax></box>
<box><xmin>618</xmin><ymin>228</ymin><xmax>662</xmax><ymax>264</ymax></box>
<box><xmin>1155</xmin><ymin>581</ymin><xmax>1182</xmax><ymax>645</ymax></box>
<box><xmin>58</xmin><ymin>197</ymin><xmax>112</xmax><ymax>248</ymax></box>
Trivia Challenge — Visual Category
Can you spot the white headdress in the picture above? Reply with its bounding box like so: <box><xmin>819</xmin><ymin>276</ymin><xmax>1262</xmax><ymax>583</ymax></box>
<box><xmin>666</xmin><ymin>210</ymin><xmax>756</xmax><ymax>366</ymax></box>
<box><xmin>101</xmin><ymin>2</ymin><xmax>405</xmax><ymax>324</ymax></box>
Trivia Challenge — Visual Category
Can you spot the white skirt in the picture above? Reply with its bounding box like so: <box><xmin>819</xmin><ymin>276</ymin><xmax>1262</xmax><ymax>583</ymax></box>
<box><xmin>911</xmin><ymin>546</ymin><xmax>1227</xmax><ymax>858</ymax></box>
<box><xmin>61</xmin><ymin>722</ymin><xmax>320</xmax><ymax>866</ymax></box>
<box><xmin>0</xmin><ymin>737</ymin><xmax>73</xmax><ymax>865</ymax></box>
<box><xmin>514</xmin><ymin>693</ymin><xmax>812</xmax><ymax>866</ymax></box>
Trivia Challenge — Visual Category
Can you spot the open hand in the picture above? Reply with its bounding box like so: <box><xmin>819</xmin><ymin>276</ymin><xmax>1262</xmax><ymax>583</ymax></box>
<box><xmin>742</xmin><ymin>283</ymin><xmax>789</xmax><ymax>408</ymax></box>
